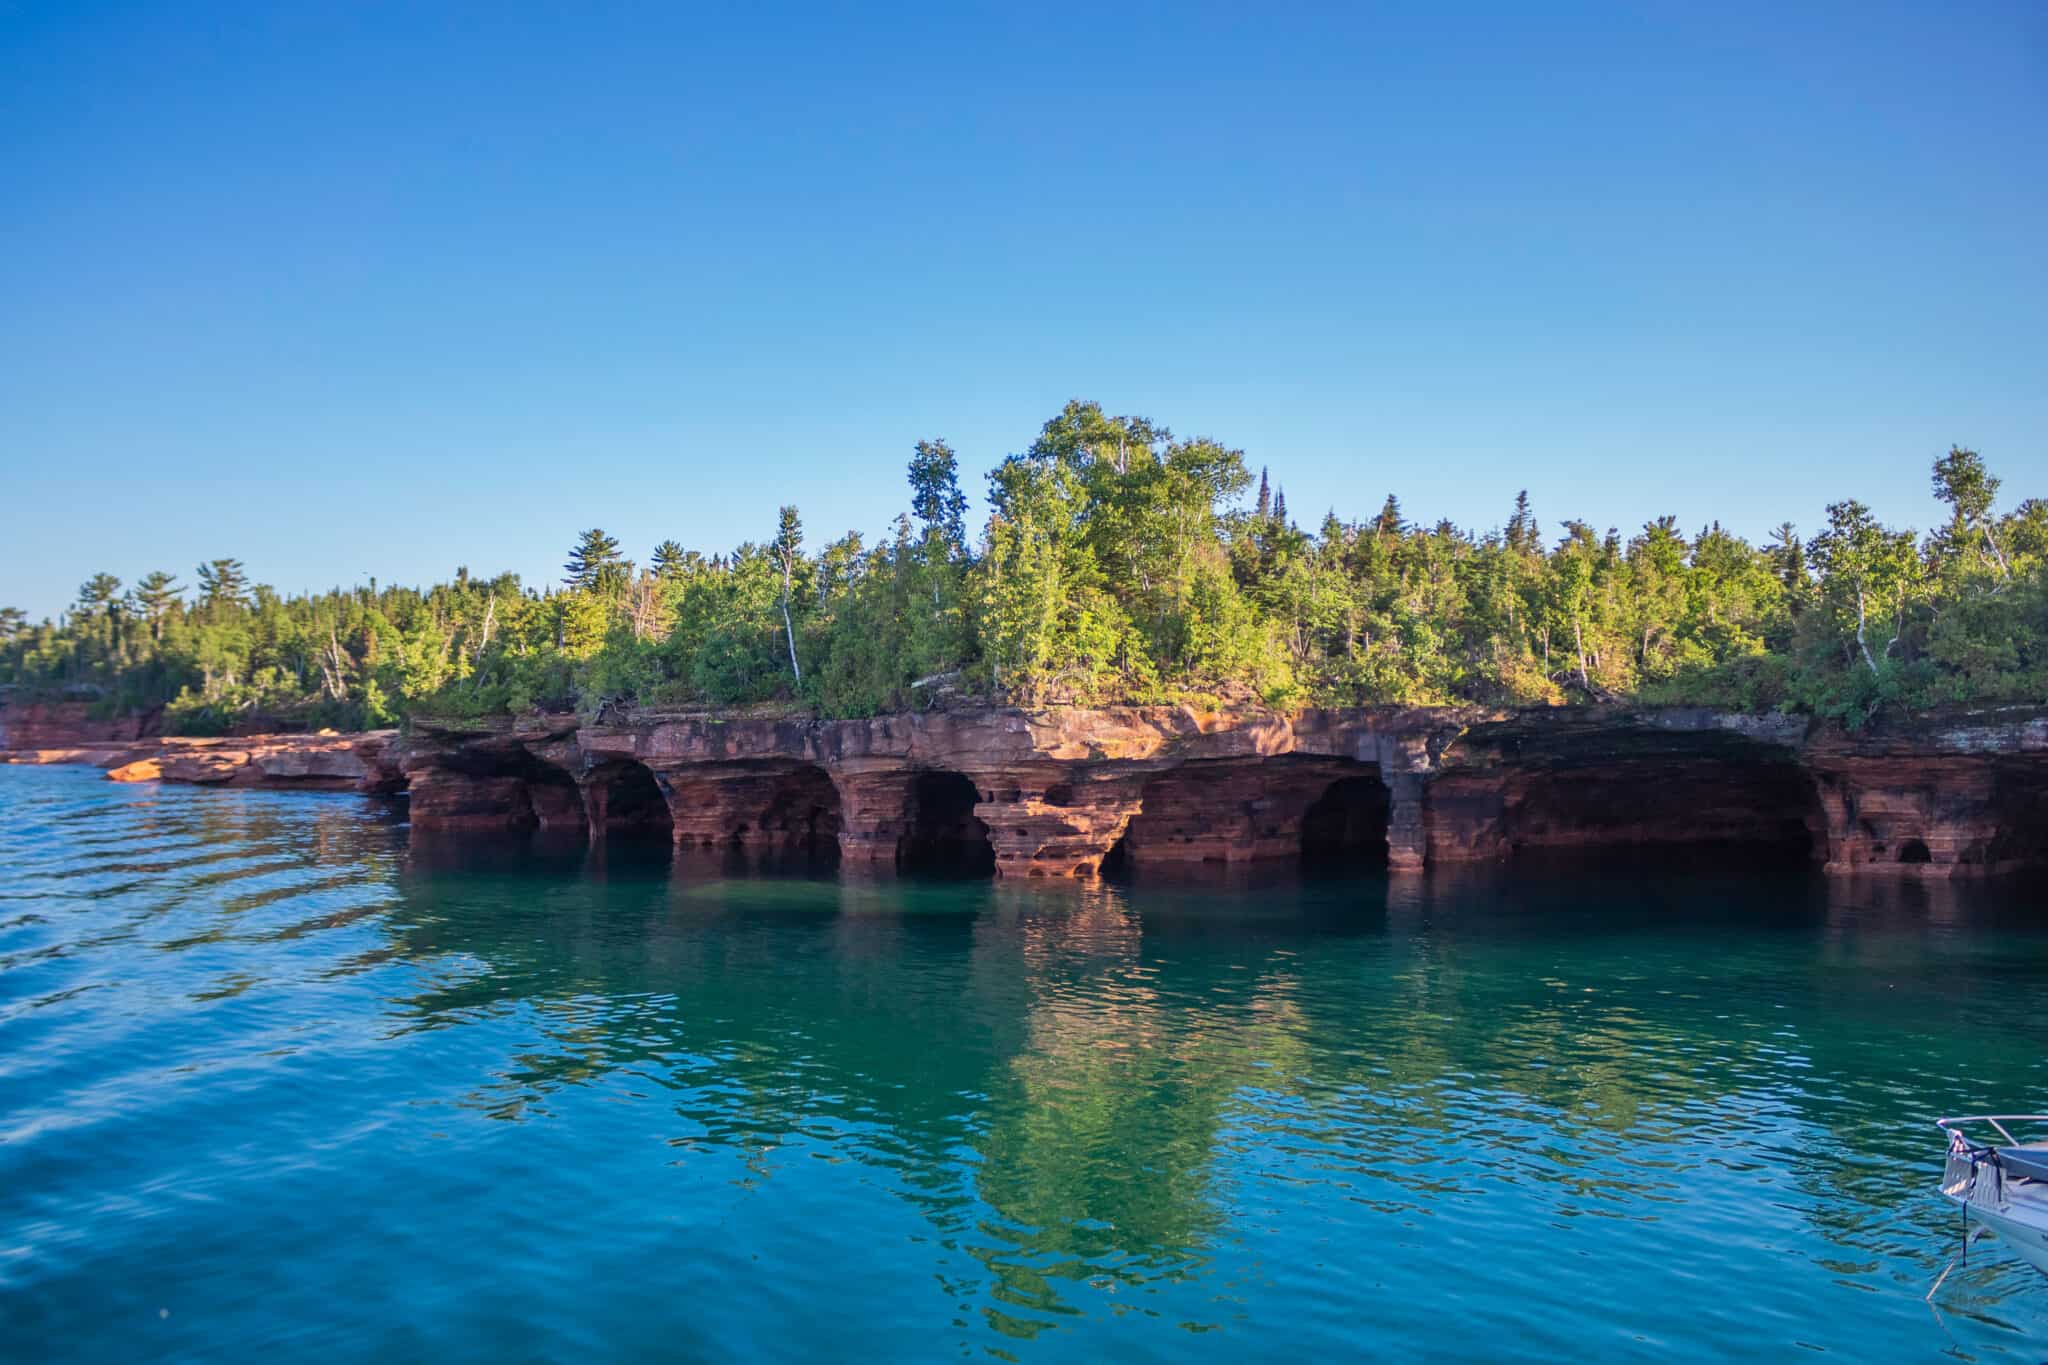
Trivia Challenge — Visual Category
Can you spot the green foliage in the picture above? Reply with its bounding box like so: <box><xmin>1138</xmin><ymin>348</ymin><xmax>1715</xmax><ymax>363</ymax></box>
<box><xmin>196</xmin><ymin>558</ymin><xmax>249</xmax><ymax>613</ymax></box>
<box><xmin>563</xmin><ymin>528</ymin><xmax>625</xmax><ymax>593</ymax></box>
<box><xmin>4</xmin><ymin>414</ymin><xmax>2038</xmax><ymax>728</ymax></box>
<box><xmin>650</xmin><ymin>540</ymin><xmax>688</xmax><ymax>580</ymax></box>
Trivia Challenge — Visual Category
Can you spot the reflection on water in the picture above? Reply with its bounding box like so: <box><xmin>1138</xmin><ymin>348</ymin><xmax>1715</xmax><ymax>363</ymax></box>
<box><xmin>2</xmin><ymin>765</ymin><xmax>2045</xmax><ymax>1361</ymax></box>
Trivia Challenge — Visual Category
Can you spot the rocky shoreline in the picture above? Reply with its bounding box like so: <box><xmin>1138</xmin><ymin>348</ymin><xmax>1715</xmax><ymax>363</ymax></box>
<box><xmin>9</xmin><ymin>700</ymin><xmax>2045</xmax><ymax>881</ymax></box>
<box><xmin>1</xmin><ymin>728</ymin><xmax>405</xmax><ymax>793</ymax></box>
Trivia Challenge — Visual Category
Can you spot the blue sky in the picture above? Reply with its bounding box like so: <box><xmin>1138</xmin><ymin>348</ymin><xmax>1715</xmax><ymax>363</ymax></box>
<box><xmin>3</xmin><ymin>1</ymin><xmax>2043</xmax><ymax>619</ymax></box>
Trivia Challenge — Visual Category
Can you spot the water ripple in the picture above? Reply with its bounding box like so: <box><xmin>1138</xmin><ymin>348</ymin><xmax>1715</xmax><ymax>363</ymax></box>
<box><xmin>0</xmin><ymin>765</ymin><xmax>2044</xmax><ymax>1359</ymax></box>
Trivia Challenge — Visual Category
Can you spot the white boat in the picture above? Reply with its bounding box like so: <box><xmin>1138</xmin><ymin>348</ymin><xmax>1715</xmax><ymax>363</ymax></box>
<box><xmin>1937</xmin><ymin>1115</ymin><xmax>2048</xmax><ymax>1278</ymax></box>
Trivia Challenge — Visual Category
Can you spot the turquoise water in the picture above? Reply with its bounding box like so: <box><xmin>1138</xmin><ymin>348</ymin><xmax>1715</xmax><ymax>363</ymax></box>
<box><xmin>3</xmin><ymin>765</ymin><xmax>2046</xmax><ymax>1361</ymax></box>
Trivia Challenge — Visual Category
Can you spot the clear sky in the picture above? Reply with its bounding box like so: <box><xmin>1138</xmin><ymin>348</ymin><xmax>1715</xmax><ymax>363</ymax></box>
<box><xmin>3</xmin><ymin>1</ymin><xmax>2043</xmax><ymax>619</ymax></box>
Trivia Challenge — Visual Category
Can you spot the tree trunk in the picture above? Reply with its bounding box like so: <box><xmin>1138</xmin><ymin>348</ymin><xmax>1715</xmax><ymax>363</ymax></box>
<box><xmin>1984</xmin><ymin>521</ymin><xmax>2011</xmax><ymax>579</ymax></box>
<box><xmin>780</xmin><ymin>582</ymin><xmax>801</xmax><ymax>683</ymax></box>
<box><xmin>1854</xmin><ymin>587</ymin><xmax>1878</xmax><ymax>674</ymax></box>
<box><xmin>1572</xmin><ymin>618</ymin><xmax>1589</xmax><ymax>688</ymax></box>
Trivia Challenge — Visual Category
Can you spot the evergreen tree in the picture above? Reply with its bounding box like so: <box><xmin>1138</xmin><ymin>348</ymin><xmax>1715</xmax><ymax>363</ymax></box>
<box><xmin>75</xmin><ymin>573</ymin><xmax>123</xmax><ymax>617</ymax></box>
<box><xmin>564</xmin><ymin>529</ymin><xmax>624</xmax><ymax>591</ymax></box>
<box><xmin>1375</xmin><ymin>495</ymin><xmax>1404</xmax><ymax>538</ymax></box>
<box><xmin>1506</xmin><ymin>491</ymin><xmax>1539</xmax><ymax>555</ymax></box>
<box><xmin>196</xmin><ymin>559</ymin><xmax>249</xmax><ymax>612</ymax></box>
<box><xmin>132</xmin><ymin>570</ymin><xmax>184</xmax><ymax>640</ymax></box>
<box><xmin>651</xmin><ymin>540</ymin><xmax>688</xmax><ymax>580</ymax></box>
<box><xmin>1768</xmin><ymin>524</ymin><xmax>1807</xmax><ymax>596</ymax></box>
<box><xmin>1</xmin><ymin>408</ymin><xmax>2038</xmax><ymax>732</ymax></box>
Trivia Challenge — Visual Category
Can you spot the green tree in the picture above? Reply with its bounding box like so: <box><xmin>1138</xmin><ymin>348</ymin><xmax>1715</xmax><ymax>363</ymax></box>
<box><xmin>1930</xmin><ymin>445</ymin><xmax>2009</xmax><ymax>580</ymax></box>
<box><xmin>132</xmin><ymin>570</ymin><xmax>184</xmax><ymax>641</ymax></box>
<box><xmin>564</xmin><ymin>529</ymin><xmax>625</xmax><ymax>591</ymax></box>
<box><xmin>2</xmin><ymin>414</ymin><xmax>2039</xmax><ymax>730</ymax></box>
<box><xmin>1808</xmin><ymin>500</ymin><xmax>1921</xmax><ymax>674</ymax></box>
<box><xmin>650</xmin><ymin>539</ymin><xmax>688</xmax><ymax>580</ymax></box>
<box><xmin>1505</xmin><ymin>490</ymin><xmax>1540</xmax><ymax>555</ymax></box>
<box><xmin>196</xmin><ymin>558</ymin><xmax>249</xmax><ymax>613</ymax></box>
<box><xmin>75</xmin><ymin>573</ymin><xmax>123</xmax><ymax>616</ymax></box>
<box><xmin>908</xmin><ymin>438</ymin><xmax>970</xmax><ymax>556</ymax></box>
<box><xmin>1375</xmin><ymin>495</ymin><xmax>1404</xmax><ymax>538</ymax></box>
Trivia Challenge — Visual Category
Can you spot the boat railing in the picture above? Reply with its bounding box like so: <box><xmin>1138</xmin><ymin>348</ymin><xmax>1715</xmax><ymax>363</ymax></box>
<box><xmin>1937</xmin><ymin>1115</ymin><xmax>2048</xmax><ymax>1147</ymax></box>
<box><xmin>1937</xmin><ymin>1116</ymin><xmax>2048</xmax><ymax>1207</ymax></box>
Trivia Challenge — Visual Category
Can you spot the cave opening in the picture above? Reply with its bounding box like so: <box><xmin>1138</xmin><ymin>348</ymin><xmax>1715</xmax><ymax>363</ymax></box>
<box><xmin>1502</xmin><ymin>747</ymin><xmax>1826</xmax><ymax>870</ymax></box>
<box><xmin>1897</xmin><ymin>838</ymin><xmax>1932</xmax><ymax>864</ymax></box>
<box><xmin>759</xmin><ymin>765</ymin><xmax>843</xmax><ymax>864</ymax></box>
<box><xmin>532</xmin><ymin>770</ymin><xmax>585</xmax><ymax>829</ymax></box>
<box><xmin>586</xmin><ymin>760</ymin><xmax>675</xmax><ymax>840</ymax></box>
<box><xmin>1300</xmin><ymin>776</ymin><xmax>1392</xmax><ymax>871</ymax></box>
<box><xmin>1102</xmin><ymin>756</ymin><xmax>1397</xmax><ymax>873</ymax></box>
<box><xmin>897</xmin><ymin>771</ymin><xmax>996</xmax><ymax>876</ymax></box>
<box><xmin>1099</xmin><ymin>830</ymin><xmax>1132</xmax><ymax>879</ymax></box>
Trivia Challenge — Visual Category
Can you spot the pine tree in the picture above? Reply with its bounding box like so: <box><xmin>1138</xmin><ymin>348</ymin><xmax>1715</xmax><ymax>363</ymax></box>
<box><xmin>1768</xmin><ymin>523</ymin><xmax>1807</xmax><ymax>596</ymax></box>
<box><xmin>1506</xmin><ymin>490</ymin><xmax>1539</xmax><ymax>555</ymax></box>
<box><xmin>75</xmin><ymin>573</ymin><xmax>123</xmax><ymax>616</ymax></box>
<box><xmin>0</xmin><ymin>606</ymin><xmax>26</xmax><ymax>642</ymax></box>
<box><xmin>1375</xmin><ymin>494</ymin><xmax>1404</xmax><ymax>537</ymax></box>
<box><xmin>651</xmin><ymin>540</ymin><xmax>688</xmax><ymax>580</ymax></box>
<box><xmin>1254</xmin><ymin>468</ymin><xmax>1271</xmax><ymax>520</ymax></box>
<box><xmin>196</xmin><ymin>559</ymin><xmax>249</xmax><ymax>611</ymax></box>
<box><xmin>1272</xmin><ymin>487</ymin><xmax>1289</xmax><ymax>527</ymax></box>
<box><xmin>564</xmin><ymin>529</ymin><xmax>624</xmax><ymax>590</ymax></box>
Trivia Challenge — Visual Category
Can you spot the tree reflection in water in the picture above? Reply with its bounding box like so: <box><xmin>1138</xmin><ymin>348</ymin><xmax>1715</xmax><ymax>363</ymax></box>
<box><xmin>377</xmin><ymin>840</ymin><xmax>2048</xmax><ymax>1338</ymax></box>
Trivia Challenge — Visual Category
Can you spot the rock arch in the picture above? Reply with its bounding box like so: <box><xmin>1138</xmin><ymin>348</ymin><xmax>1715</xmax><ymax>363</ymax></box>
<box><xmin>404</xmin><ymin>743</ymin><xmax>586</xmax><ymax>833</ymax></box>
<box><xmin>897</xmin><ymin>770</ymin><xmax>996</xmax><ymax>876</ymax></box>
<box><xmin>1300</xmin><ymin>774</ymin><xmax>1392</xmax><ymax>870</ymax></box>
<box><xmin>581</xmin><ymin>758</ymin><xmax>674</xmax><ymax>839</ymax></box>
<box><xmin>755</xmin><ymin>764</ymin><xmax>843</xmax><ymax>861</ymax></box>
<box><xmin>1426</xmin><ymin>726</ymin><xmax>1828</xmax><ymax>868</ymax></box>
<box><xmin>1111</xmin><ymin>756</ymin><xmax>1389</xmax><ymax>869</ymax></box>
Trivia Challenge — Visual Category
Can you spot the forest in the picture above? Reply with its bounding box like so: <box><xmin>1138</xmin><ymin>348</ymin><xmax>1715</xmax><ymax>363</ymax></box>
<box><xmin>3</xmin><ymin>402</ymin><xmax>2043</xmax><ymax>735</ymax></box>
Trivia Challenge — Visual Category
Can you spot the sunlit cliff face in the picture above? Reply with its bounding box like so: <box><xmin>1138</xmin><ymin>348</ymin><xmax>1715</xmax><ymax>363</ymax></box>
<box><xmin>377</xmin><ymin>707</ymin><xmax>2048</xmax><ymax>880</ymax></box>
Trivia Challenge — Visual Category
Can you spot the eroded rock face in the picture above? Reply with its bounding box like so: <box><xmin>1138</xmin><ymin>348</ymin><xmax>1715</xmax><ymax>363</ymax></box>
<box><xmin>1112</xmin><ymin>756</ymin><xmax>1392</xmax><ymax>868</ymax></box>
<box><xmin>2</xmin><ymin>730</ymin><xmax>404</xmax><ymax>792</ymax></box>
<box><xmin>395</xmin><ymin>705</ymin><xmax>2048</xmax><ymax>880</ymax></box>
<box><xmin>1805</xmin><ymin>712</ymin><xmax>2048</xmax><ymax>877</ymax></box>
<box><xmin>0</xmin><ymin>701</ymin><xmax>161</xmax><ymax>749</ymax></box>
<box><xmin>397</xmin><ymin>708</ymin><xmax>1469</xmax><ymax>878</ymax></box>
<box><xmin>16</xmin><ymin>702</ymin><xmax>2045</xmax><ymax>882</ymax></box>
<box><xmin>1420</xmin><ymin>719</ymin><xmax>1827</xmax><ymax>867</ymax></box>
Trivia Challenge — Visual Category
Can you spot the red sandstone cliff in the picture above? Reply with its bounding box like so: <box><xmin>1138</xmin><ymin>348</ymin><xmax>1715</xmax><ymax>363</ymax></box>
<box><xmin>393</xmin><ymin>704</ymin><xmax>2048</xmax><ymax>881</ymax></box>
<box><xmin>2</xmin><ymin>728</ymin><xmax>404</xmax><ymax>793</ymax></box>
<box><xmin>0</xmin><ymin>700</ymin><xmax>161</xmax><ymax>750</ymax></box>
<box><xmin>9</xmin><ymin>700</ymin><xmax>2044</xmax><ymax>881</ymax></box>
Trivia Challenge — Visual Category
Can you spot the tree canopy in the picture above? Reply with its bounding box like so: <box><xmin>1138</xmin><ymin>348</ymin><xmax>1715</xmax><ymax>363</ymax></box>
<box><xmin>5</xmin><ymin>405</ymin><xmax>2042</xmax><ymax>734</ymax></box>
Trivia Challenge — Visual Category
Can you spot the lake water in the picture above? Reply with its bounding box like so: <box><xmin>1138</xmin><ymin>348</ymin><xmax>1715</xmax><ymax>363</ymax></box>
<box><xmin>3</xmin><ymin>764</ymin><xmax>2045</xmax><ymax>1361</ymax></box>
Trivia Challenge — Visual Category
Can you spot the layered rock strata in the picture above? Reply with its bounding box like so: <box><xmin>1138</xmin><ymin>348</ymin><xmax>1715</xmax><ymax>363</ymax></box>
<box><xmin>393</xmin><ymin>705</ymin><xmax>2048</xmax><ymax>880</ymax></box>
<box><xmin>11</xmin><ymin>701</ymin><xmax>2043</xmax><ymax>881</ymax></box>
<box><xmin>1</xmin><ymin>730</ymin><xmax>404</xmax><ymax>793</ymax></box>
